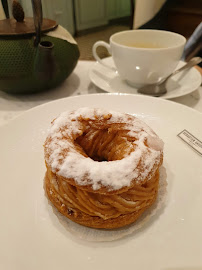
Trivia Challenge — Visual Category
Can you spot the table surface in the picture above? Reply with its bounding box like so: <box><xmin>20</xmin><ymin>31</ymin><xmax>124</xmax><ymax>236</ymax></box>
<box><xmin>0</xmin><ymin>60</ymin><xmax>201</xmax><ymax>126</ymax></box>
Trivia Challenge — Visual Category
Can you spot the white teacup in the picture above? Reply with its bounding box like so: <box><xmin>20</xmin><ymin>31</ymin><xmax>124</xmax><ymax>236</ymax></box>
<box><xmin>92</xmin><ymin>30</ymin><xmax>186</xmax><ymax>87</ymax></box>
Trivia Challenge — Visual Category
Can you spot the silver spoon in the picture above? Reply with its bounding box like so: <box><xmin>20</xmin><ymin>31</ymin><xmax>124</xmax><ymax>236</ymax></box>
<box><xmin>137</xmin><ymin>57</ymin><xmax>202</xmax><ymax>97</ymax></box>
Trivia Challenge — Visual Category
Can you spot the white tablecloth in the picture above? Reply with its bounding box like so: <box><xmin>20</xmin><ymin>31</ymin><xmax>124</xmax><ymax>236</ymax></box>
<box><xmin>0</xmin><ymin>60</ymin><xmax>201</xmax><ymax>126</ymax></box>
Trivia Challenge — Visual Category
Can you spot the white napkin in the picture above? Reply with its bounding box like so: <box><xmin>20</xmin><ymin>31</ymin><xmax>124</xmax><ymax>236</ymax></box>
<box><xmin>133</xmin><ymin>0</ymin><xmax>166</xmax><ymax>29</ymax></box>
<box><xmin>45</xmin><ymin>25</ymin><xmax>77</xmax><ymax>45</ymax></box>
<box><xmin>0</xmin><ymin>1</ymin><xmax>6</xmax><ymax>20</ymax></box>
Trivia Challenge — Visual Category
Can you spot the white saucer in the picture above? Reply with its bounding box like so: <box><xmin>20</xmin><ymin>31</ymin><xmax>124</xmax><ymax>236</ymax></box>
<box><xmin>89</xmin><ymin>57</ymin><xmax>202</xmax><ymax>99</ymax></box>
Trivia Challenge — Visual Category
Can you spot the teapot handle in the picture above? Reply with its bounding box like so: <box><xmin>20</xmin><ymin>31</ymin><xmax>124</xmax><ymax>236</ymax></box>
<box><xmin>31</xmin><ymin>0</ymin><xmax>43</xmax><ymax>46</ymax></box>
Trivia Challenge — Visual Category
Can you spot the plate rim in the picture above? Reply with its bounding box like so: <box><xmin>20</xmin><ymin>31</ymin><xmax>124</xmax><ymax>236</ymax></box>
<box><xmin>1</xmin><ymin>93</ymin><xmax>202</xmax><ymax>130</ymax></box>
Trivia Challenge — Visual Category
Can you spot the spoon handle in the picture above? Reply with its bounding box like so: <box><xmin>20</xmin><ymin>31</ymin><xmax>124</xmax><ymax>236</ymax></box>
<box><xmin>169</xmin><ymin>57</ymin><xmax>202</xmax><ymax>79</ymax></box>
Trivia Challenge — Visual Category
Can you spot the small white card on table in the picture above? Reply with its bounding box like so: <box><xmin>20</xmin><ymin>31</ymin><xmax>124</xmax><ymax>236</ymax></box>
<box><xmin>178</xmin><ymin>129</ymin><xmax>202</xmax><ymax>156</ymax></box>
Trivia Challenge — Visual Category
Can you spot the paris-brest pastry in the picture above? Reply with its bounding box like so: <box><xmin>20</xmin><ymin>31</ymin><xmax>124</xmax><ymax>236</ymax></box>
<box><xmin>44</xmin><ymin>108</ymin><xmax>164</xmax><ymax>229</ymax></box>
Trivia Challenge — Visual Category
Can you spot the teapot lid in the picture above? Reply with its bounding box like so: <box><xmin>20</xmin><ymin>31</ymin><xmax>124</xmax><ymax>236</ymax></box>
<box><xmin>0</xmin><ymin>18</ymin><xmax>58</xmax><ymax>36</ymax></box>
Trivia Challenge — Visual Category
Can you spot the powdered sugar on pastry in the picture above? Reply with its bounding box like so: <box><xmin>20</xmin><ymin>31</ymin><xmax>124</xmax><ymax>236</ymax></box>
<box><xmin>44</xmin><ymin>108</ymin><xmax>164</xmax><ymax>191</ymax></box>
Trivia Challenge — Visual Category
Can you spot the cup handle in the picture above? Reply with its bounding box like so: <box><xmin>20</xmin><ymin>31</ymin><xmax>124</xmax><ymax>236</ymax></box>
<box><xmin>92</xmin><ymin>41</ymin><xmax>116</xmax><ymax>71</ymax></box>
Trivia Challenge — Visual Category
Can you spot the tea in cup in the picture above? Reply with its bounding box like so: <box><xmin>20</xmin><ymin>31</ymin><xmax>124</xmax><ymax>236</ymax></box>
<box><xmin>92</xmin><ymin>30</ymin><xmax>186</xmax><ymax>87</ymax></box>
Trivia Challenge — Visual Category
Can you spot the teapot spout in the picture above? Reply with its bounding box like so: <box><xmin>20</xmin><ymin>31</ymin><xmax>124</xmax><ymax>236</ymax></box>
<box><xmin>34</xmin><ymin>41</ymin><xmax>57</xmax><ymax>84</ymax></box>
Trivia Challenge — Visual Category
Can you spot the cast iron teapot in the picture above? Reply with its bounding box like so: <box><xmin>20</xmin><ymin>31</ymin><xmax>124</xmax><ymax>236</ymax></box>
<box><xmin>0</xmin><ymin>0</ymin><xmax>80</xmax><ymax>94</ymax></box>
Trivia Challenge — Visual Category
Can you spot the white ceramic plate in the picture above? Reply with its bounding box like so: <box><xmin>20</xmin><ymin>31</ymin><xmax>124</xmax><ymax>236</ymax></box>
<box><xmin>89</xmin><ymin>57</ymin><xmax>202</xmax><ymax>99</ymax></box>
<box><xmin>0</xmin><ymin>94</ymin><xmax>202</xmax><ymax>270</ymax></box>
